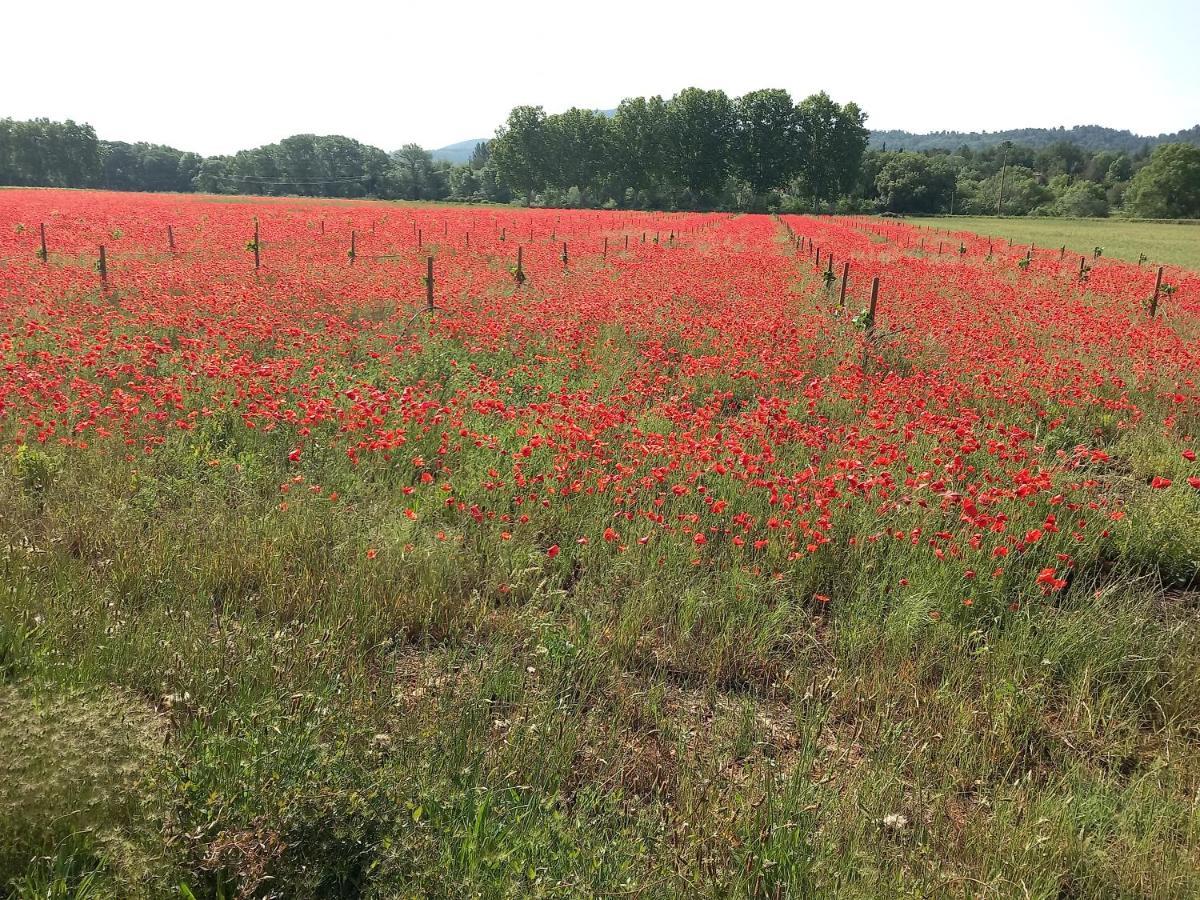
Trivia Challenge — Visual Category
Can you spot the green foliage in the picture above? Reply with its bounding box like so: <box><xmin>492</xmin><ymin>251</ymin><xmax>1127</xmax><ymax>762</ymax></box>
<box><xmin>0</xmin><ymin>118</ymin><xmax>101</xmax><ymax>188</ymax></box>
<box><xmin>874</xmin><ymin>152</ymin><xmax>956</xmax><ymax>213</ymax></box>
<box><xmin>732</xmin><ymin>88</ymin><xmax>803</xmax><ymax>196</ymax></box>
<box><xmin>794</xmin><ymin>92</ymin><xmax>869</xmax><ymax>203</ymax></box>
<box><xmin>665</xmin><ymin>87</ymin><xmax>735</xmax><ymax>201</ymax></box>
<box><xmin>1126</xmin><ymin>143</ymin><xmax>1200</xmax><ymax>218</ymax></box>
<box><xmin>490</xmin><ymin>105</ymin><xmax>550</xmax><ymax>202</ymax></box>
<box><xmin>965</xmin><ymin>165</ymin><xmax>1053</xmax><ymax>216</ymax></box>
<box><xmin>1052</xmin><ymin>180</ymin><xmax>1110</xmax><ymax>217</ymax></box>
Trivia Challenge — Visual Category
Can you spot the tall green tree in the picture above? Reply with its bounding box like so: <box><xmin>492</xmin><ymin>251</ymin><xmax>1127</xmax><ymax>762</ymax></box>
<box><xmin>795</xmin><ymin>92</ymin><xmax>867</xmax><ymax>203</ymax></box>
<box><xmin>391</xmin><ymin>144</ymin><xmax>437</xmax><ymax>200</ymax></box>
<box><xmin>544</xmin><ymin>108</ymin><xmax>611</xmax><ymax>199</ymax></box>
<box><xmin>665</xmin><ymin>88</ymin><xmax>734</xmax><ymax>201</ymax></box>
<box><xmin>491</xmin><ymin>106</ymin><xmax>550</xmax><ymax>203</ymax></box>
<box><xmin>732</xmin><ymin>89</ymin><xmax>802</xmax><ymax>196</ymax></box>
<box><xmin>609</xmin><ymin>96</ymin><xmax>669</xmax><ymax>198</ymax></box>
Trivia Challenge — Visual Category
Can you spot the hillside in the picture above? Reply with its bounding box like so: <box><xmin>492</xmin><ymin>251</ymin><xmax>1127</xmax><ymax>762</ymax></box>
<box><xmin>869</xmin><ymin>124</ymin><xmax>1200</xmax><ymax>153</ymax></box>
<box><xmin>430</xmin><ymin>138</ymin><xmax>486</xmax><ymax>164</ymax></box>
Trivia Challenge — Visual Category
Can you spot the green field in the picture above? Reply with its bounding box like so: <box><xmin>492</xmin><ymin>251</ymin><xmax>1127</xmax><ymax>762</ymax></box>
<box><xmin>907</xmin><ymin>216</ymin><xmax>1200</xmax><ymax>272</ymax></box>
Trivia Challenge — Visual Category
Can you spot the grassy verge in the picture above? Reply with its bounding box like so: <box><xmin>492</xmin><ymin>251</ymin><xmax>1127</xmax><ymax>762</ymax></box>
<box><xmin>906</xmin><ymin>216</ymin><xmax>1200</xmax><ymax>271</ymax></box>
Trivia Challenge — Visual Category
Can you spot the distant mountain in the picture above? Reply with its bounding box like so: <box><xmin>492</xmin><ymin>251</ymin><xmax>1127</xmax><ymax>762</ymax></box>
<box><xmin>869</xmin><ymin>124</ymin><xmax>1200</xmax><ymax>153</ymax></box>
<box><xmin>430</xmin><ymin>139</ymin><xmax>487</xmax><ymax>165</ymax></box>
<box><xmin>430</xmin><ymin>110</ymin><xmax>616</xmax><ymax>164</ymax></box>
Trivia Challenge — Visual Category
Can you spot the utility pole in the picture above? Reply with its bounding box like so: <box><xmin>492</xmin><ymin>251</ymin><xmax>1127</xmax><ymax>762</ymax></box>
<box><xmin>996</xmin><ymin>142</ymin><xmax>1011</xmax><ymax>216</ymax></box>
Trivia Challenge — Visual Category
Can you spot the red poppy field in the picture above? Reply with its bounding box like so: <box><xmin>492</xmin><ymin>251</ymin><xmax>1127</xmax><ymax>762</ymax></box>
<box><xmin>2</xmin><ymin>189</ymin><xmax>1199</xmax><ymax>898</ymax></box>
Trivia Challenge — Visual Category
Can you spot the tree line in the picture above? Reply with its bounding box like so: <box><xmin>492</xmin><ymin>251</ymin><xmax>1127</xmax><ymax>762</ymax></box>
<box><xmin>863</xmin><ymin>140</ymin><xmax>1200</xmax><ymax>219</ymax></box>
<box><xmin>3</xmin><ymin>107</ymin><xmax>1199</xmax><ymax>218</ymax></box>
<box><xmin>485</xmin><ymin>89</ymin><xmax>868</xmax><ymax>209</ymax></box>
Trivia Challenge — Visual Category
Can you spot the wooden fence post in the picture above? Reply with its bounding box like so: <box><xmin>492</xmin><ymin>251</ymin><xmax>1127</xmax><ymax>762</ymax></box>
<box><xmin>253</xmin><ymin>218</ymin><xmax>260</xmax><ymax>270</ymax></box>
<box><xmin>1079</xmin><ymin>256</ymin><xmax>1086</xmax><ymax>279</ymax></box>
<box><xmin>840</xmin><ymin>261</ymin><xmax>850</xmax><ymax>308</ymax></box>
<box><xmin>561</xmin><ymin>241</ymin><xmax>568</xmax><ymax>268</ymax></box>
<box><xmin>603</xmin><ymin>236</ymin><xmax>608</xmax><ymax>260</ymax></box>
<box><xmin>515</xmin><ymin>245</ymin><xmax>525</xmax><ymax>285</ymax></box>
<box><xmin>168</xmin><ymin>225</ymin><xmax>175</xmax><ymax>252</ymax></box>
<box><xmin>39</xmin><ymin>223</ymin><xmax>47</xmax><ymax>263</ymax></box>
<box><xmin>868</xmin><ymin>276</ymin><xmax>879</xmax><ymax>328</ymax></box>
<box><xmin>426</xmin><ymin>256</ymin><xmax>434</xmax><ymax>310</ymax></box>
<box><xmin>98</xmin><ymin>245</ymin><xmax>107</xmax><ymax>282</ymax></box>
<box><xmin>350</xmin><ymin>230</ymin><xmax>356</xmax><ymax>265</ymax></box>
<box><xmin>1150</xmin><ymin>266</ymin><xmax>1164</xmax><ymax>316</ymax></box>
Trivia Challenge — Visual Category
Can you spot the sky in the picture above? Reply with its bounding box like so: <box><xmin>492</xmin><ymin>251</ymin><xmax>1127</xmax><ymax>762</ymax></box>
<box><xmin>2</xmin><ymin>0</ymin><xmax>1197</xmax><ymax>156</ymax></box>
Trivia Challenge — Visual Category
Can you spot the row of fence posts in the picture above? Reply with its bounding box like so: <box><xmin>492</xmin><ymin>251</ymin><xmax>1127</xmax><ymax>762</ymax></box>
<box><xmin>785</xmin><ymin>224</ymin><xmax>862</xmax><ymax>314</ymax></box>
<box><xmin>26</xmin><ymin>219</ymin><xmax>1172</xmax><ymax>318</ymax></box>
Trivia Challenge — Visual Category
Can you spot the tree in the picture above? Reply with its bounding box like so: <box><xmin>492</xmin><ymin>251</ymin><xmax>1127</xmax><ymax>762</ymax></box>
<box><xmin>0</xmin><ymin>118</ymin><xmax>100</xmax><ymax>187</ymax></box>
<box><xmin>874</xmin><ymin>152</ymin><xmax>956</xmax><ymax>213</ymax></box>
<box><xmin>665</xmin><ymin>88</ymin><xmax>734</xmax><ymax>201</ymax></box>
<box><xmin>391</xmin><ymin>144</ymin><xmax>436</xmax><ymax>200</ymax></box>
<box><xmin>732</xmin><ymin>89</ymin><xmax>802</xmax><ymax>196</ymax></box>
<box><xmin>193</xmin><ymin>156</ymin><xmax>232</xmax><ymax>193</ymax></box>
<box><xmin>795</xmin><ymin>92</ymin><xmax>867</xmax><ymax>203</ymax></box>
<box><xmin>829</xmin><ymin>101</ymin><xmax>870</xmax><ymax>197</ymax></box>
<box><xmin>1125</xmin><ymin>143</ymin><xmax>1200</xmax><ymax>218</ymax></box>
<box><xmin>1054</xmin><ymin>180</ymin><xmax>1109</xmax><ymax>217</ymax></box>
<box><xmin>468</xmin><ymin>141</ymin><xmax>490</xmax><ymax>170</ymax></box>
<box><xmin>544</xmin><ymin>108</ymin><xmax>611</xmax><ymax>200</ymax></box>
<box><xmin>491</xmin><ymin>106</ymin><xmax>549</xmax><ymax>203</ymax></box>
<box><xmin>609</xmin><ymin>96</ymin><xmax>669</xmax><ymax>198</ymax></box>
<box><xmin>965</xmin><ymin>166</ymin><xmax>1052</xmax><ymax>216</ymax></box>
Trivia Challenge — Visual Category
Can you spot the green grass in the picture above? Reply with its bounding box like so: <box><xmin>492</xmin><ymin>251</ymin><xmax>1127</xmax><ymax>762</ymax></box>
<box><xmin>909</xmin><ymin>216</ymin><xmax>1200</xmax><ymax>271</ymax></box>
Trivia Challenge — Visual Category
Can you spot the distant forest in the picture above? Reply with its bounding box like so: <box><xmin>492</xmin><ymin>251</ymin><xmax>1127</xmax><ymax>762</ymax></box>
<box><xmin>3</xmin><ymin>105</ymin><xmax>1199</xmax><ymax>218</ymax></box>
<box><xmin>870</xmin><ymin>124</ymin><xmax>1200</xmax><ymax>154</ymax></box>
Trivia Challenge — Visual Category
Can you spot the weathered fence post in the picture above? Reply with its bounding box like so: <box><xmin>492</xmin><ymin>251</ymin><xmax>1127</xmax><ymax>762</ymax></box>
<box><xmin>98</xmin><ymin>245</ymin><xmax>107</xmax><ymax>283</ymax></box>
<box><xmin>1150</xmin><ymin>266</ymin><xmax>1164</xmax><ymax>317</ymax></box>
<box><xmin>868</xmin><ymin>276</ymin><xmax>879</xmax><ymax>329</ymax></box>
<box><xmin>426</xmin><ymin>256</ymin><xmax>434</xmax><ymax>310</ymax></box>
<box><xmin>561</xmin><ymin>241</ymin><xmax>568</xmax><ymax>268</ymax></box>
<box><xmin>515</xmin><ymin>245</ymin><xmax>525</xmax><ymax>285</ymax></box>
<box><xmin>253</xmin><ymin>218</ymin><xmax>260</xmax><ymax>270</ymax></box>
<box><xmin>603</xmin><ymin>237</ymin><xmax>608</xmax><ymax>260</ymax></box>
<box><xmin>39</xmin><ymin>223</ymin><xmax>48</xmax><ymax>263</ymax></box>
<box><xmin>840</xmin><ymin>261</ymin><xmax>850</xmax><ymax>308</ymax></box>
<box><xmin>350</xmin><ymin>230</ymin><xmax>356</xmax><ymax>265</ymax></box>
<box><xmin>168</xmin><ymin>225</ymin><xmax>175</xmax><ymax>252</ymax></box>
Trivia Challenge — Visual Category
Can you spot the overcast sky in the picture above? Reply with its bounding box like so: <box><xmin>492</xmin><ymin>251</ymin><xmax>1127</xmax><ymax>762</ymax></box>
<box><xmin>3</xmin><ymin>0</ymin><xmax>1197</xmax><ymax>155</ymax></box>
